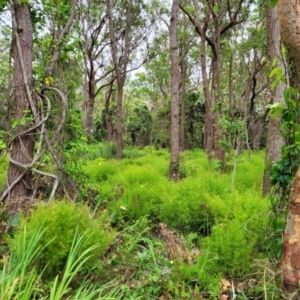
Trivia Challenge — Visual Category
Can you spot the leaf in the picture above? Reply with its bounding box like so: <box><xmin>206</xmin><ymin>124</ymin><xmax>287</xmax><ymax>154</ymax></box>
<box><xmin>283</xmin><ymin>88</ymin><xmax>290</xmax><ymax>103</ymax></box>
<box><xmin>272</xmin><ymin>57</ymin><xmax>278</xmax><ymax>67</ymax></box>
<box><xmin>269</xmin><ymin>0</ymin><xmax>278</xmax><ymax>8</ymax></box>
<box><xmin>267</xmin><ymin>103</ymin><xmax>284</xmax><ymax>119</ymax></box>
<box><xmin>269</xmin><ymin>67</ymin><xmax>282</xmax><ymax>79</ymax></box>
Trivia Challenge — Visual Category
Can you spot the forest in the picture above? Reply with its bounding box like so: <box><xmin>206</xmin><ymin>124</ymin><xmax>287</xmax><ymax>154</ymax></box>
<box><xmin>0</xmin><ymin>0</ymin><xmax>300</xmax><ymax>299</ymax></box>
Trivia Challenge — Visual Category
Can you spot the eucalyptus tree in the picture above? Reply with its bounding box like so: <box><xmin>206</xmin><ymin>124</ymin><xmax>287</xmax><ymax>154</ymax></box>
<box><xmin>144</xmin><ymin>30</ymin><xmax>171</xmax><ymax>147</ymax></box>
<box><xmin>168</xmin><ymin>0</ymin><xmax>180</xmax><ymax>180</ymax></box>
<box><xmin>276</xmin><ymin>0</ymin><xmax>300</xmax><ymax>292</ymax></box>
<box><xmin>178</xmin><ymin>10</ymin><xmax>200</xmax><ymax>151</ymax></box>
<box><xmin>263</xmin><ymin>4</ymin><xmax>285</xmax><ymax>195</ymax></box>
<box><xmin>78</xmin><ymin>0</ymin><xmax>116</xmax><ymax>138</ymax></box>
<box><xmin>235</xmin><ymin>19</ymin><xmax>269</xmax><ymax>151</ymax></box>
<box><xmin>180</xmin><ymin>0</ymin><xmax>249</xmax><ymax>165</ymax></box>
<box><xmin>105</xmin><ymin>0</ymin><xmax>154</xmax><ymax>159</ymax></box>
<box><xmin>1</xmin><ymin>0</ymin><xmax>78</xmax><ymax>214</ymax></box>
<box><xmin>2</xmin><ymin>0</ymin><xmax>35</xmax><ymax>214</ymax></box>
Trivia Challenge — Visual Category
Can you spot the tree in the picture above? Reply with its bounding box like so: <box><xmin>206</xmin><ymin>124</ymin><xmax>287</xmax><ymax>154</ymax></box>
<box><xmin>169</xmin><ymin>0</ymin><xmax>180</xmax><ymax>180</ymax></box>
<box><xmin>277</xmin><ymin>0</ymin><xmax>300</xmax><ymax>292</ymax></box>
<box><xmin>3</xmin><ymin>1</ymin><xmax>35</xmax><ymax>214</ymax></box>
<box><xmin>181</xmin><ymin>0</ymin><xmax>247</xmax><ymax>165</ymax></box>
<box><xmin>105</xmin><ymin>0</ymin><xmax>153</xmax><ymax>159</ymax></box>
<box><xmin>1</xmin><ymin>0</ymin><xmax>77</xmax><ymax>214</ymax></box>
<box><xmin>263</xmin><ymin>4</ymin><xmax>285</xmax><ymax>195</ymax></box>
<box><xmin>78</xmin><ymin>0</ymin><xmax>115</xmax><ymax>138</ymax></box>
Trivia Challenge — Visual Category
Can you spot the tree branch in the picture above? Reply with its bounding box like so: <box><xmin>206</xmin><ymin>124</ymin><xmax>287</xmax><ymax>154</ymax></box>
<box><xmin>45</xmin><ymin>0</ymin><xmax>77</xmax><ymax>77</ymax></box>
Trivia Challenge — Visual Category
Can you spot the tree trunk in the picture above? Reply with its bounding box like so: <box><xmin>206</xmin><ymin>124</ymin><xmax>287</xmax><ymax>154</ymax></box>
<box><xmin>4</xmin><ymin>2</ymin><xmax>35</xmax><ymax>214</ymax></box>
<box><xmin>169</xmin><ymin>0</ymin><xmax>180</xmax><ymax>180</ymax></box>
<box><xmin>106</xmin><ymin>0</ymin><xmax>132</xmax><ymax>160</ymax></box>
<box><xmin>263</xmin><ymin>5</ymin><xmax>285</xmax><ymax>195</ymax></box>
<box><xmin>85</xmin><ymin>77</ymin><xmax>96</xmax><ymax>137</ymax></box>
<box><xmin>250</xmin><ymin>116</ymin><xmax>264</xmax><ymax>151</ymax></box>
<box><xmin>281</xmin><ymin>168</ymin><xmax>300</xmax><ymax>292</ymax></box>
<box><xmin>278</xmin><ymin>0</ymin><xmax>300</xmax><ymax>292</ymax></box>
<box><xmin>105</xmin><ymin>81</ymin><xmax>114</xmax><ymax>142</ymax></box>
<box><xmin>179</xmin><ymin>58</ymin><xmax>187</xmax><ymax>151</ymax></box>
<box><xmin>116</xmin><ymin>86</ymin><xmax>124</xmax><ymax>159</ymax></box>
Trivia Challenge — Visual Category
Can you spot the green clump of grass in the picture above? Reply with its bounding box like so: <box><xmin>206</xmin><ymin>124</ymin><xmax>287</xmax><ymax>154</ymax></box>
<box><xmin>8</xmin><ymin>200</ymin><xmax>116</xmax><ymax>278</ymax></box>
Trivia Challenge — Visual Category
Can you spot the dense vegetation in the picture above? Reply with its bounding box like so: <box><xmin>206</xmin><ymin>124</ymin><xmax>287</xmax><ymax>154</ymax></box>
<box><xmin>2</xmin><ymin>0</ymin><xmax>300</xmax><ymax>298</ymax></box>
<box><xmin>0</xmin><ymin>145</ymin><xmax>285</xmax><ymax>299</ymax></box>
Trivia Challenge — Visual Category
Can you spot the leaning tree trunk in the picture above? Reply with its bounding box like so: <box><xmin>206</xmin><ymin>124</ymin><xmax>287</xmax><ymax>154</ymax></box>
<box><xmin>4</xmin><ymin>1</ymin><xmax>35</xmax><ymax>214</ymax></box>
<box><xmin>169</xmin><ymin>0</ymin><xmax>180</xmax><ymax>181</ymax></box>
<box><xmin>278</xmin><ymin>0</ymin><xmax>300</xmax><ymax>292</ymax></box>
<box><xmin>263</xmin><ymin>4</ymin><xmax>285</xmax><ymax>195</ymax></box>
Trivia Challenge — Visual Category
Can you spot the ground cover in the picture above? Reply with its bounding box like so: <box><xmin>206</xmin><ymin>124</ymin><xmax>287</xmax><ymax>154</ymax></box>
<box><xmin>0</xmin><ymin>146</ymin><xmax>283</xmax><ymax>299</ymax></box>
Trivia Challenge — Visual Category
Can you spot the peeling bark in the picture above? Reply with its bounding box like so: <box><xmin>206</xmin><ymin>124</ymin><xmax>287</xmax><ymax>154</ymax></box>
<box><xmin>281</xmin><ymin>169</ymin><xmax>300</xmax><ymax>292</ymax></box>
<box><xmin>278</xmin><ymin>0</ymin><xmax>300</xmax><ymax>292</ymax></box>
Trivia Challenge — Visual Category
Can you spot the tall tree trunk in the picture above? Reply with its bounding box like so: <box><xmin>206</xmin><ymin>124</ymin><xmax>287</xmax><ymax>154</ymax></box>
<box><xmin>106</xmin><ymin>0</ymin><xmax>132</xmax><ymax>160</ymax></box>
<box><xmin>105</xmin><ymin>81</ymin><xmax>114</xmax><ymax>142</ymax></box>
<box><xmin>250</xmin><ymin>116</ymin><xmax>265</xmax><ymax>151</ymax></box>
<box><xmin>281</xmin><ymin>168</ymin><xmax>300</xmax><ymax>292</ymax></box>
<box><xmin>116</xmin><ymin>85</ymin><xmax>124</xmax><ymax>159</ymax></box>
<box><xmin>263</xmin><ymin>5</ymin><xmax>285</xmax><ymax>195</ymax></box>
<box><xmin>4</xmin><ymin>1</ymin><xmax>35</xmax><ymax>214</ymax></box>
<box><xmin>85</xmin><ymin>76</ymin><xmax>96</xmax><ymax>136</ymax></box>
<box><xmin>278</xmin><ymin>0</ymin><xmax>300</xmax><ymax>292</ymax></box>
<box><xmin>179</xmin><ymin>57</ymin><xmax>187</xmax><ymax>151</ymax></box>
<box><xmin>169</xmin><ymin>0</ymin><xmax>180</xmax><ymax>180</ymax></box>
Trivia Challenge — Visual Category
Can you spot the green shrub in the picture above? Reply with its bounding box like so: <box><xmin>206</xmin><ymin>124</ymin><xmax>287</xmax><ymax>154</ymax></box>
<box><xmin>0</xmin><ymin>155</ymin><xmax>8</xmax><ymax>191</ymax></box>
<box><xmin>8</xmin><ymin>200</ymin><xmax>116</xmax><ymax>278</ymax></box>
<box><xmin>86</xmin><ymin>142</ymin><xmax>117</xmax><ymax>160</ymax></box>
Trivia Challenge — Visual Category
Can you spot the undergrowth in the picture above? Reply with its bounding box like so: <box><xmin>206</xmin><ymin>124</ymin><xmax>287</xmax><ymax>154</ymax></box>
<box><xmin>1</xmin><ymin>146</ymin><xmax>286</xmax><ymax>299</ymax></box>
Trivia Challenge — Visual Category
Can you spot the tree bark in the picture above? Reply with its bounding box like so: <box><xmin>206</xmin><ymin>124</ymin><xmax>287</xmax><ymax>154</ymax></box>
<box><xmin>263</xmin><ymin>5</ymin><xmax>285</xmax><ymax>195</ymax></box>
<box><xmin>278</xmin><ymin>0</ymin><xmax>300</xmax><ymax>292</ymax></box>
<box><xmin>105</xmin><ymin>80</ymin><xmax>114</xmax><ymax>142</ymax></box>
<box><xmin>281</xmin><ymin>168</ymin><xmax>300</xmax><ymax>292</ymax></box>
<box><xmin>169</xmin><ymin>0</ymin><xmax>180</xmax><ymax>180</ymax></box>
<box><xmin>106</xmin><ymin>0</ymin><xmax>132</xmax><ymax>160</ymax></box>
<box><xmin>4</xmin><ymin>1</ymin><xmax>35</xmax><ymax>214</ymax></box>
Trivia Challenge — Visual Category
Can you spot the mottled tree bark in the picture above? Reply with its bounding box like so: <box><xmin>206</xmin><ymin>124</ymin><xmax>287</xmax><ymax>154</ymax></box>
<box><xmin>281</xmin><ymin>169</ymin><xmax>300</xmax><ymax>292</ymax></box>
<box><xmin>105</xmin><ymin>80</ymin><xmax>114</xmax><ymax>142</ymax></box>
<box><xmin>169</xmin><ymin>0</ymin><xmax>180</xmax><ymax>180</ymax></box>
<box><xmin>278</xmin><ymin>0</ymin><xmax>300</xmax><ymax>292</ymax></box>
<box><xmin>4</xmin><ymin>1</ymin><xmax>35</xmax><ymax>214</ymax></box>
<box><xmin>106</xmin><ymin>0</ymin><xmax>132</xmax><ymax>160</ymax></box>
<box><xmin>263</xmin><ymin>5</ymin><xmax>285</xmax><ymax>195</ymax></box>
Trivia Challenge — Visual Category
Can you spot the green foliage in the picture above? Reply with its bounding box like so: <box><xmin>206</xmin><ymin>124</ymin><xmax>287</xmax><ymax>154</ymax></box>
<box><xmin>174</xmin><ymin>252</ymin><xmax>221</xmax><ymax>298</ymax></box>
<box><xmin>83</xmin><ymin>148</ymin><xmax>269</xmax><ymax>289</ymax></box>
<box><xmin>0</xmin><ymin>153</ymin><xmax>8</xmax><ymax>191</ymax></box>
<box><xmin>219</xmin><ymin>117</ymin><xmax>245</xmax><ymax>151</ymax></box>
<box><xmin>1</xmin><ymin>224</ymin><xmax>121</xmax><ymax>300</ymax></box>
<box><xmin>99</xmin><ymin>216</ymin><xmax>178</xmax><ymax>299</ymax></box>
<box><xmin>269</xmin><ymin>0</ymin><xmax>278</xmax><ymax>8</ymax></box>
<box><xmin>0</xmin><ymin>225</ymin><xmax>45</xmax><ymax>300</ymax></box>
<box><xmin>8</xmin><ymin>201</ymin><xmax>115</xmax><ymax>278</ymax></box>
<box><xmin>268</xmin><ymin>87</ymin><xmax>300</xmax><ymax>210</ymax></box>
<box><xmin>85</xmin><ymin>142</ymin><xmax>117</xmax><ymax>160</ymax></box>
